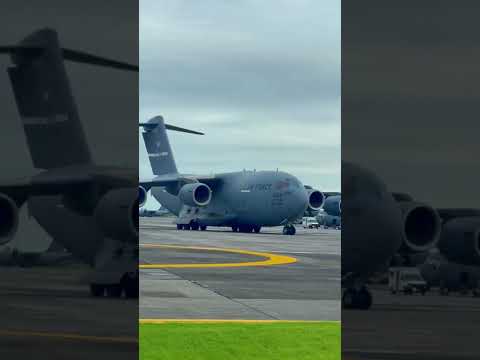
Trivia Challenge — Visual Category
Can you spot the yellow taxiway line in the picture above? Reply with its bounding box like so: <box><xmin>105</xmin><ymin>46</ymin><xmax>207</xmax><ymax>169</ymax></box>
<box><xmin>139</xmin><ymin>244</ymin><xmax>297</xmax><ymax>269</ymax></box>
<box><xmin>139</xmin><ymin>319</ymin><xmax>340</xmax><ymax>324</ymax></box>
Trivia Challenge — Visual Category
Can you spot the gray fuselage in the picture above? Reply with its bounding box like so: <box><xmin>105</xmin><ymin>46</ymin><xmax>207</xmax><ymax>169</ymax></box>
<box><xmin>152</xmin><ymin>170</ymin><xmax>309</xmax><ymax>228</ymax></box>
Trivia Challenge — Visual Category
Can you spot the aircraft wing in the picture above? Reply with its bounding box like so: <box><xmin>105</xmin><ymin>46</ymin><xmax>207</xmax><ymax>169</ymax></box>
<box><xmin>323</xmin><ymin>192</ymin><xmax>341</xmax><ymax>198</ymax></box>
<box><xmin>390</xmin><ymin>194</ymin><xmax>480</xmax><ymax>222</ymax></box>
<box><xmin>182</xmin><ymin>174</ymin><xmax>222</xmax><ymax>189</ymax></box>
<box><xmin>436</xmin><ymin>208</ymin><xmax>480</xmax><ymax>223</ymax></box>
<box><xmin>140</xmin><ymin>174</ymin><xmax>222</xmax><ymax>191</ymax></box>
<box><xmin>0</xmin><ymin>174</ymin><xmax>97</xmax><ymax>203</ymax></box>
<box><xmin>0</xmin><ymin>169</ymin><xmax>137</xmax><ymax>205</ymax></box>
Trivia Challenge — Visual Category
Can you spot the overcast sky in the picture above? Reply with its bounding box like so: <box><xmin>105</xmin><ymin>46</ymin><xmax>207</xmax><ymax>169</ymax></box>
<box><xmin>343</xmin><ymin>1</ymin><xmax>480</xmax><ymax>207</ymax></box>
<box><xmin>140</xmin><ymin>0</ymin><xmax>340</xmax><ymax>208</ymax></box>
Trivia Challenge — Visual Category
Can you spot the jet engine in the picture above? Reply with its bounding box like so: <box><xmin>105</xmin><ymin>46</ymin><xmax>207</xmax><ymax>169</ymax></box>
<box><xmin>138</xmin><ymin>186</ymin><xmax>147</xmax><ymax>208</ymax></box>
<box><xmin>400</xmin><ymin>202</ymin><xmax>441</xmax><ymax>253</ymax></box>
<box><xmin>178</xmin><ymin>183</ymin><xmax>212</xmax><ymax>207</ymax></box>
<box><xmin>0</xmin><ymin>193</ymin><xmax>19</xmax><ymax>245</ymax></box>
<box><xmin>323</xmin><ymin>195</ymin><xmax>341</xmax><ymax>217</ymax></box>
<box><xmin>437</xmin><ymin>217</ymin><xmax>480</xmax><ymax>266</ymax></box>
<box><xmin>94</xmin><ymin>188</ymin><xmax>138</xmax><ymax>242</ymax></box>
<box><xmin>307</xmin><ymin>189</ymin><xmax>325</xmax><ymax>211</ymax></box>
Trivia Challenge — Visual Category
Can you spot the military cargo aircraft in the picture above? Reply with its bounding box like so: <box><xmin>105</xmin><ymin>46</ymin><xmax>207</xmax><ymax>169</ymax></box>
<box><xmin>139</xmin><ymin>116</ymin><xmax>324</xmax><ymax>235</ymax></box>
<box><xmin>0</xmin><ymin>28</ymin><xmax>143</xmax><ymax>298</ymax></box>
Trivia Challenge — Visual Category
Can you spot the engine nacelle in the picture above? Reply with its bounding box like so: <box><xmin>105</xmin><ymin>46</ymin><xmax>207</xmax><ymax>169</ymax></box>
<box><xmin>323</xmin><ymin>195</ymin><xmax>341</xmax><ymax>217</ymax></box>
<box><xmin>438</xmin><ymin>217</ymin><xmax>480</xmax><ymax>266</ymax></box>
<box><xmin>94</xmin><ymin>188</ymin><xmax>138</xmax><ymax>243</ymax></box>
<box><xmin>178</xmin><ymin>183</ymin><xmax>212</xmax><ymax>207</ymax></box>
<box><xmin>0</xmin><ymin>193</ymin><xmax>19</xmax><ymax>246</ymax></box>
<box><xmin>399</xmin><ymin>202</ymin><xmax>441</xmax><ymax>253</ymax></box>
<box><xmin>307</xmin><ymin>189</ymin><xmax>325</xmax><ymax>211</ymax></box>
<box><xmin>138</xmin><ymin>186</ymin><xmax>147</xmax><ymax>208</ymax></box>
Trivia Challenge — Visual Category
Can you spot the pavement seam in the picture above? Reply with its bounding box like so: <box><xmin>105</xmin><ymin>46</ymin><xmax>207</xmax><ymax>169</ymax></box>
<box><xmin>188</xmin><ymin>279</ymin><xmax>280</xmax><ymax>320</ymax></box>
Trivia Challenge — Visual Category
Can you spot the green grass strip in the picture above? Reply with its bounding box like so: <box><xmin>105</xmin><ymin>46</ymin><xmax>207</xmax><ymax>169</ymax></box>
<box><xmin>140</xmin><ymin>322</ymin><xmax>340</xmax><ymax>360</ymax></box>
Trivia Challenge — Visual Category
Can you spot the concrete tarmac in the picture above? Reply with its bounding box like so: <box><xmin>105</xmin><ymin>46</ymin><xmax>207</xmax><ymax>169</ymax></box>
<box><xmin>343</xmin><ymin>286</ymin><xmax>480</xmax><ymax>360</ymax></box>
<box><xmin>140</xmin><ymin>217</ymin><xmax>341</xmax><ymax>321</ymax></box>
<box><xmin>0</xmin><ymin>263</ymin><xmax>137</xmax><ymax>359</ymax></box>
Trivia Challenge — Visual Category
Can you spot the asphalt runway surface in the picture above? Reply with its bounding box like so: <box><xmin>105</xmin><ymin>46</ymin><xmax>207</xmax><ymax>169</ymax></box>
<box><xmin>343</xmin><ymin>286</ymin><xmax>480</xmax><ymax>360</ymax></box>
<box><xmin>139</xmin><ymin>217</ymin><xmax>341</xmax><ymax>321</ymax></box>
<box><xmin>0</xmin><ymin>264</ymin><xmax>137</xmax><ymax>359</ymax></box>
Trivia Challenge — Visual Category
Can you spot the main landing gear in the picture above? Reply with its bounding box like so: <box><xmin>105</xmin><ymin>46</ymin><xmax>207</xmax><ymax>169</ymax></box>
<box><xmin>231</xmin><ymin>225</ymin><xmax>261</xmax><ymax>233</ymax></box>
<box><xmin>177</xmin><ymin>221</ymin><xmax>207</xmax><ymax>231</ymax></box>
<box><xmin>90</xmin><ymin>272</ymin><xmax>139</xmax><ymax>299</ymax></box>
<box><xmin>282</xmin><ymin>224</ymin><xmax>296</xmax><ymax>235</ymax></box>
<box><xmin>342</xmin><ymin>286</ymin><xmax>372</xmax><ymax>310</ymax></box>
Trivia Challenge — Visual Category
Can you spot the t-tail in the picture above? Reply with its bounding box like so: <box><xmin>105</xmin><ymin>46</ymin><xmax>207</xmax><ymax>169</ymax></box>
<box><xmin>139</xmin><ymin>116</ymin><xmax>203</xmax><ymax>176</ymax></box>
<box><xmin>1</xmin><ymin>28</ymin><xmax>137</xmax><ymax>170</ymax></box>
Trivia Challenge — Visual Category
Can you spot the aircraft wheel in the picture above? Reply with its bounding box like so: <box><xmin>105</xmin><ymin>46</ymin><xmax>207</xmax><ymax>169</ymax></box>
<box><xmin>90</xmin><ymin>283</ymin><xmax>105</xmax><ymax>297</ymax></box>
<box><xmin>283</xmin><ymin>225</ymin><xmax>296</xmax><ymax>235</ymax></box>
<box><xmin>342</xmin><ymin>287</ymin><xmax>372</xmax><ymax>310</ymax></box>
<box><xmin>239</xmin><ymin>225</ymin><xmax>251</xmax><ymax>233</ymax></box>
<box><xmin>342</xmin><ymin>289</ymin><xmax>356</xmax><ymax>309</ymax></box>
<box><xmin>177</xmin><ymin>224</ymin><xmax>183</xmax><ymax>230</ymax></box>
<box><xmin>232</xmin><ymin>226</ymin><xmax>239</xmax><ymax>232</ymax></box>
<box><xmin>191</xmin><ymin>222</ymin><xmax>200</xmax><ymax>231</ymax></box>
<box><xmin>200</xmin><ymin>225</ymin><xmax>207</xmax><ymax>231</ymax></box>
<box><xmin>253</xmin><ymin>226</ymin><xmax>261</xmax><ymax>233</ymax></box>
<box><xmin>122</xmin><ymin>274</ymin><xmax>139</xmax><ymax>299</ymax></box>
<box><xmin>106</xmin><ymin>284</ymin><xmax>123</xmax><ymax>298</ymax></box>
<box><xmin>357</xmin><ymin>288</ymin><xmax>372</xmax><ymax>309</ymax></box>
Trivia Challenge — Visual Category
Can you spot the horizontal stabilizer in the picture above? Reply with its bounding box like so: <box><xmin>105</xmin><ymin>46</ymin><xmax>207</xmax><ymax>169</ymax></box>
<box><xmin>139</xmin><ymin>122</ymin><xmax>204</xmax><ymax>135</ymax></box>
<box><xmin>0</xmin><ymin>46</ymin><xmax>138</xmax><ymax>72</ymax></box>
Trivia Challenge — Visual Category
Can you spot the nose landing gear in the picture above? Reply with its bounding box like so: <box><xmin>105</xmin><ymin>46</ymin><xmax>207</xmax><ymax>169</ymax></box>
<box><xmin>282</xmin><ymin>224</ymin><xmax>296</xmax><ymax>235</ymax></box>
<box><xmin>342</xmin><ymin>286</ymin><xmax>372</xmax><ymax>310</ymax></box>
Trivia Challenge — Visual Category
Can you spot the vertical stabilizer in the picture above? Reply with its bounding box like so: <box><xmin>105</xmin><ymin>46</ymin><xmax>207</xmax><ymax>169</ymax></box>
<box><xmin>140</xmin><ymin>116</ymin><xmax>179</xmax><ymax>176</ymax></box>
<box><xmin>6</xmin><ymin>29</ymin><xmax>92</xmax><ymax>169</ymax></box>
